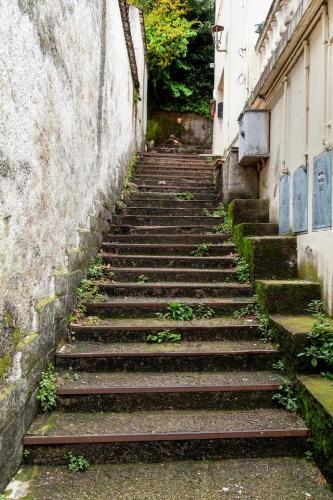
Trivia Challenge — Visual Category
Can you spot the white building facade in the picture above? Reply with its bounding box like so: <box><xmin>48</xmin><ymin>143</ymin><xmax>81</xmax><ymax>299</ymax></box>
<box><xmin>213</xmin><ymin>0</ymin><xmax>333</xmax><ymax>314</ymax></box>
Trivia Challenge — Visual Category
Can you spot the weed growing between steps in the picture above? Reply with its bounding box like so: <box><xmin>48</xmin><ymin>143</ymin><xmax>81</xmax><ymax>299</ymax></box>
<box><xmin>272</xmin><ymin>360</ymin><xmax>298</xmax><ymax>413</ymax></box>
<box><xmin>22</xmin><ymin>449</ymin><xmax>31</xmax><ymax>462</ymax></box>
<box><xmin>235</xmin><ymin>257</ymin><xmax>250</xmax><ymax>282</ymax></box>
<box><xmin>175</xmin><ymin>192</ymin><xmax>194</xmax><ymax>201</ymax></box>
<box><xmin>191</xmin><ymin>243</ymin><xmax>212</xmax><ymax>257</ymax></box>
<box><xmin>65</xmin><ymin>452</ymin><xmax>89</xmax><ymax>473</ymax></box>
<box><xmin>122</xmin><ymin>154</ymin><xmax>139</xmax><ymax>198</ymax></box>
<box><xmin>210</xmin><ymin>205</ymin><xmax>233</xmax><ymax>234</ymax></box>
<box><xmin>69</xmin><ymin>257</ymin><xmax>112</xmax><ymax>323</ymax></box>
<box><xmin>37</xmin><ymin>364</ymin><xmax>58</xmax><ymax>412</ymax></box>
<box><xmin>147</xmin><ymin>330</ymin><xmax>182</xmax><ymax>343</ymax></box>
<box><xmin>155</xmin><ymin>302</ymin><xmax>215</xmax><ymax>321</ymax></box>
<box><xmin>233</xmin><ymin>297</ymin><xmax>273</xmax><ymax>343</ymax></box>
<box><xmin>298</xmin><ymin>300</ymin><xmax>333</xmax><ymax>379</ymax></box>
<box><xmin>137</xmin><ymin>274</ymin><xmax>149</xmax><ymax>283</ymax></box>
<box><xmin>115</xmin><ymin>199</ymin><xmax>127</xmax><ymax>214</ymax></box>
<box><xmin>202</xmin><ymin>203</ymin><xmax>226</xmax><ymax>218</ymax></box>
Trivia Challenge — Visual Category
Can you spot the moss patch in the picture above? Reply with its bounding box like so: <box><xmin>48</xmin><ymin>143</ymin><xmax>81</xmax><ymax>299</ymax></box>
<box><xmin>0</xmin><ymin>354</ymin><xmax>11</xmax><ymax>381</ymax></box>
<box><xmin>35</xmin><ymin>296</ymin><xmax>57</xmax><ymax>313</ymax></box>
<box><xmin>228</xmin><ymin>199</ymin><xmax>269</xmax><ymax>226</ymax></box>
<box><xmin>297</xmin><ymin>375</ymin><xmax>333</xmax><ymax>484</ymax></box>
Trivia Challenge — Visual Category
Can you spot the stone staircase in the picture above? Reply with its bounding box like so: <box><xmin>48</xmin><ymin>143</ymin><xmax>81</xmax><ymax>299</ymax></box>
<box><xmin>21</xmin><ymin>152</ymin><xmax>310</xmax><ymax>462</ymax></box>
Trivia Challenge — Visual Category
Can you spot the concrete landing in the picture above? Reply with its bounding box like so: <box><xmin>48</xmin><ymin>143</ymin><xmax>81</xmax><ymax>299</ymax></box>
<box><xmin>4</xmin><ymin>458</ymin><xmax>332</xmax><ymax>499</ymax></box>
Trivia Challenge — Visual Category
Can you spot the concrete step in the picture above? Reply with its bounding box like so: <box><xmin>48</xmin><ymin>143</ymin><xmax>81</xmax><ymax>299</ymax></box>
<box><xmin>101</xmin><ymin>242</ymin><xmax>236</xmax><ymax>256</ymax></box>
<box><xmin>107</xmin><ymin>267</ymin><xmax>235</xmax><ymax>283</ymax></box>
<box><xmin>85</xmin><ymin>296</ymin><xmax>254</xmax><ymax>318</ymax></box>
<box><xmin>134</xmin><ymin>169</ymin><xmax>214</xmax><ymax>177</ymax></box>
<box><xmin>114</xmin><ymin>216</ymin><xmax>223</xmax><ymax>226</ymax></box>
<box><xmin>129</xmin><ymin>192</ymin><xmax>217</xmax><ymax>201</ymax></box>
<box><xmin>125</xmin><ymin>198</ymin><xmax>217</xmax><ymax>208</ymax></box>
<box><xmin>108</xmin><ymin>224</ymin><xmax>227</xmax><ymax>235</ymax></box>
<box><xmin>56</xmin><ymin>370</ymin><xmax>281</xmax><ymax>412</ymax></box>
<box><xmin>105</xmin><ymin>233</ymin><xmax>230</xmax><ymax>244</ymax></box>
<box><xmin>56</xmin><ymin>339</ymin><xmax>278</xmax><ymax>372</ymax></box>
<box><xmin>123</xmin><ymin>207</ymin><xmax>216</xmax><ymax>216</ymax></box>
<box><xmin>70</xmin><ymin>317</ymin><xmax>261</xmax><ymax>343</ymax></box>
<box><xmin>100</xmin><ymin>253</ymin><xmax>235</xmax><ymax>269</ymax></box>
<box><xmin>135</xmin><ymin>181</ymin><xmax>213</xmax><ymax>189</ymax></box>
<box><xmin>97</xmin><ymin>282</ymin><xmax>252</xmax><ymax>298</ymax></box>
<box><xmin>133</xmin><ymin>185</ymin><xmax>215</xmax><ymax>193</ymax></box>
<box><xmin>23</xmin><ymin>408</ymin><xmax>308</xmax><ymax>463</ymax></box>
<box><xmin>11</xmin><ymin>459</ymin><xmax>332</xmax><ymax>499</ymax></box>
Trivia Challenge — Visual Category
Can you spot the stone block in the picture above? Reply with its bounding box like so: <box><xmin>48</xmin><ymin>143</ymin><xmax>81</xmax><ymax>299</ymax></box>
<box><xmin>228</xmin><ymin>199</ymin><xmax>269</xmax><ymax>225</ymax></box>
<box><xmin>256</xmin><ymin>280</ymin><xmax>321</xmax><ymax>314</ymax></box>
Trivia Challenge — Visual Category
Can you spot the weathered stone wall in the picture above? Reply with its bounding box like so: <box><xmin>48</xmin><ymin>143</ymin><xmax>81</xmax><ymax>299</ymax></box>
<box><xmin>0</xmin><ymin>0</ymin><xmax>147</xmax><ymax>489</ymax></box>
<box><xmin>148</xmin><ymin>111</ymin><xmax>213</xmax><ymax>149</ymax></box>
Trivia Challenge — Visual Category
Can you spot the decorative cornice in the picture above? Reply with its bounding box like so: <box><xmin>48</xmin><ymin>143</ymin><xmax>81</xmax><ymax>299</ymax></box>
<box><xmin>118</xmin><ymin>0</ymin><xmax>140</xmax><ymax>89</ymax></box>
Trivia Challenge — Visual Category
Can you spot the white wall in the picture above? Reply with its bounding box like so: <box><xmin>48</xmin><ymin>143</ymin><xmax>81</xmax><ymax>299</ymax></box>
<box><xmin>213</xmin><ymin>0</ymin><xmax>272</xmax><ymax>155</ymax></box>
<box><xmin>0</xmin><ymin>0</ymin><xmax>147</xmax><ymax>488</ymax></box>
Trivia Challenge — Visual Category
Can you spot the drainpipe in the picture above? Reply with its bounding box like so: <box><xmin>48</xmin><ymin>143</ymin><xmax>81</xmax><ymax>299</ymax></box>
<box><xmin>303</xmin><ymin>40</ymin><xmax>309</xmax><ymax>166</ymax></box>
<box><xmin>321</xmin><ymin>5</ymin><xmax>330</xmax><ymax>150</ymax></box>
<box><xmin>281</xmin><ymin>76</ymin><xmax>289</xmax><ymax>174</ymax></box>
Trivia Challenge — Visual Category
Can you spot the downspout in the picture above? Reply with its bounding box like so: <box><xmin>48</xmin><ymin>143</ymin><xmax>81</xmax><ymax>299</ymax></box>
<box><xmin>321</xmin><ymin>5</ymin><xmax>330</xmax><ymax>150</ymax></box>
<box><xmin>303</xmin><ymin>40</ymin><xmax>309</xmax><ymax>166</ymax></box>
<box><xmin>281</xmin><ymin>76</ymin><xmax>288</xmax><ymax>174</ymax></box>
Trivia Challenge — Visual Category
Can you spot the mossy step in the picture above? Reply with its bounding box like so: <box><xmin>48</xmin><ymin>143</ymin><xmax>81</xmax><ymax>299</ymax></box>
<box><xmin>101</xmin><ymin>242</ymin><xmax>235</xmax><ymax>256</ymax></box>
<box><xmin>86</xmin><ymin>296</ymin><xmax>254</xmax><ymax>317</ymax></box>
<box><xmin>256</xmin><ymin>280</ymin><xmax>321</xmax><ymax>314</ymax></box>
<box><xmin>97</xmin><ymin>281</ymin><xmax>251</xmax><ymax>298</ymax></box>
<box><xmin>129</xmin><ymin>192</ymin><xmax>217</xmax><ymax>200</ymax></box>
<box><xmin>237</xmin><ymin>236</ymin><xmax>297</xmax><ymax>280</ymax></box>
<box><xmin>55</xmin><ymin>370</ymin><xmax>281</xmax><ymax>412</ymax></box>
<box><xmin>23</xmin><ymin>409</ymin><xmax>308</xmax><ymax>464</ymax></box>
<box><xmin>100</xmin><ymin>253</ymin><xmax>235</xmax><ymax>269</ymax></box>
<box><xmin>56</xmin><ymin>340</ymin><xmax>278</xmax><ymax>372</ymax></box>
<box><xmin>107</xmin><ymin>267</ymin><xmax>236</xmax><ymax>283</ymax></box>
<box><xmin>70</xmin><ymin>317</ymin><xmax>260</xmax><ymax>343</ymax></box>
<box><xmin>114</xmin><ymin>216</ymin><xmax>222</xmax><ymax>226</ymax></box>
<box><xmin>297</xmin><ymin>374</ymin><xmax>333</xmax><ymax>484</ymax></box>
<box><xmin>228</xmin><ymin>199</ymin><xmax>269</xmax><ymax>225</ymax></box>
<box><xmin>9</xmin><ymin>459</ymin><xmax>332</xmax><ymax>499</ymax></box>
<box><xmin>105</xmin><ymin>233</ymin><xmax>230</xmax><ymax>244</ymax></box>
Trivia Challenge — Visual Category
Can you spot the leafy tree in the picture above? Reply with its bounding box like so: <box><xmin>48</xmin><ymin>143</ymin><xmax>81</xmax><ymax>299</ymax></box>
<box><xmin>129</xmin><ymin>0</ymin><xmax>214</xmax><ymax>118</ymax></box>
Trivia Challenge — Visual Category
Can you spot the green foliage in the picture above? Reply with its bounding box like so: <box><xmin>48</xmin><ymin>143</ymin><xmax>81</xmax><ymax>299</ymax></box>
<box><xmin>272</xmin><ymin>359</ymin><xmax>286</xmax><ymax>373</ymax></box>
<box><xmin>195</xmin><ymin>305</ymin><xmax>215</xmax><ymax>319</ymax></box>
<box><xmin>115</xmin><ymin>199</ymin><xmax>127</xmax><ymax>214</ymax></box>
<box><xmin>37</xmin><ymin>364</ymin><xmax>58</xmax><ymax>412</ymax></box>
<box><xmin>65</xmin><ymin>452</ymin><xmax>90</xmax><ymax>473</ymax></box>
<box><xmin>175</xmin><ymin>191</ymin><xmax>194</xmax><ymax>201</ymax></box>
<box><xmin>305</xmin><ymin>450</ymin><xmax>314</xmax><ymax>461</ymax></box>
<box><xmin>68</xmin><ymin>313</ymin><xmax>76</xmax><ymax>325</ymax></box>
<box><xmin>298</xmin><ymin>301</ymin><xmax>333</xmax><ymax>376</ymax></box>
<box><xmin>86</xmin><ymin>256</ymin><xmax>111</xmax><ymax>281</ymax></box>
<box><xmin>233</xmin><ymin>304</ymin><xmax>258</xmax><ymax>320</ymax></box>
<box><xmin>272</xmin><ymin>376</ymin><xmax>298</xmax><ymax>413</ymax></box>
<box><xmin>211</xmin><ymin>206</ymin><xmax>233</xmax><ymax>234</ymax></box>
<box><xmin>137</xmin><ymin>274</ymin><xmax>149</xmax><ymax>284</ymax></box>
<box><xmin>123</xmin><ymin>154</ymin><xmax>139</xmax><ymax>197</ymax></box>
<box><xmin>235</xmin><ymin>257</ymin><xmax>250</xmax><ymax>282</ymax></box>
<box><xmin>83</xmin><ymin>316</ymin><xmax>102</xmax><ymax>326</ymax></box>
<box><xmin>156</xmin><ymin>302</ymin><xmax>194</xmax><ymax>321</ymax></box>
<box><xmin>203</xmin><ymin>204</ymin><xmax>226</xmax><ymax>218</ymax></box>
<box><xmin>147</xmin><ymin>330</ymin><xmax>182</xmax><ymax>343</ymax></box>
<box><xmin>133</xmin><ymin>88</ymin><xmax>141</xmax><ymax>104</ymax></box>
<box><xmin>22</xmin><ymin>448</ymin><xmax>31</xmax><ymax>461</ymax></box>
<box><xmin>255</xmin><ymin>22</ymin><xmax>265</xmax><ymax>34</ymax></box>
<box><xmin>191</xmin><ymin>243</ymin><xmax>212</xmax><ymax>257</ymax></box>
<box><xmin>131</xmin><ymin>0</ymin><xmax>214</xmax><ymax>118</ymax></box>
<box><xmin>76</xmin><ymin>280</ymin><xmax>108</xmax><ymax>315</ymax></box>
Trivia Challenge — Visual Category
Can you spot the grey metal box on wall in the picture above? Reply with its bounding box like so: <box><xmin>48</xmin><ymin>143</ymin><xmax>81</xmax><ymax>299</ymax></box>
<box><xmin>293</xmin><ymin>166</ymin><xmax>308</xmax><ymax>234</ymax></box>
<box><xmin>313</xmin><ymin>150</ymin><xmax>332</xmax><ymax>230</ymax></box>
<box><xmin>279</xmin><ymin>175</ymin><xmax>290</xmax><ymax>234</ymax></box>
<box><xmin>238</xmin><ymin>109</ymin><xmax>270</xmax><ymax>166</ymax></box>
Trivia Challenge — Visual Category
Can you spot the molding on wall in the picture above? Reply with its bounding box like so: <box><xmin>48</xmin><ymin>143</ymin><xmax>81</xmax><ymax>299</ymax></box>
<box><xmin>118</xmin><ymin>0</ymin><xmax>140</xmax><ymax>89</ymax></box>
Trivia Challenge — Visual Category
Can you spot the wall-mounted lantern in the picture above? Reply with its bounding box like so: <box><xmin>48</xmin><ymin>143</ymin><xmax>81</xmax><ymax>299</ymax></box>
<box><xmin>211</xmin><ymin>25</ymin><xmax>227</xmax><ymax>52</ymax></box>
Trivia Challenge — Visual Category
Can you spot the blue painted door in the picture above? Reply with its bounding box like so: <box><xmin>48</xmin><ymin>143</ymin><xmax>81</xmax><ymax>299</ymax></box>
<box><xmin>313</xmin><ymin>151</ymin><xmax>332</xmax><ymax>230</ymax></box>
<box><xmin>279</xmin><ymin>175</ymin><xmax>290</xmax><ymax>234</ymax></box>
<box><xmin>293</xmin><ymin>166</ymin><xmax>308</xmax><ymax>234</ymax></box>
